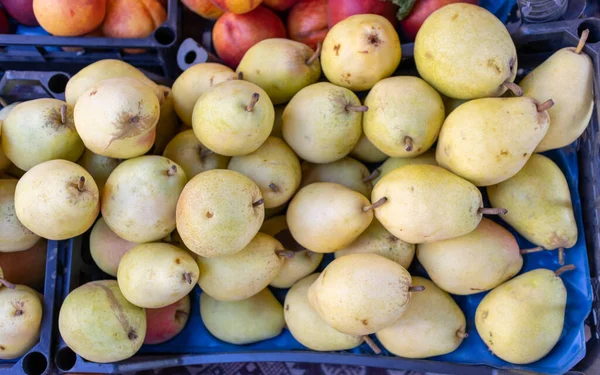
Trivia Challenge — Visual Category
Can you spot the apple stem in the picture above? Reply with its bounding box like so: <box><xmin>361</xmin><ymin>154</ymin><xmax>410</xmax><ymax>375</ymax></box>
<box><xmin>276</xmin><ymin>250</ymin><xmax>296</xmax><ymax>259</ymax></box>
<box><xmin>345</xmin><ymin>105</ymin><xmax>369</xmax><ymax>112</ymax></box>
<box><xmin>362</xmin><ymin>336</ymin><xmax>381</xmax><ymax>354</ymax></box>
<box><xmin>559</xmin><ymin>247</ymin><xmax>565</xmax><ymax>265</ymax></box>
<box><xmin>478</xmin><ymin>207</ymin><xmax>508</xmax><ymax>215</ymax></box>
<box><xmin>536</xmin><ymin>99</ymin><xmax>554</xmax><ymax>112</ymax></box>
<box><xmin>246</xmin><ymin>93</ymin><xmax>260</xmax><ymax>112</ymax></box>
<box><xmin>77</xmin><ymin>176</ymin><xmax>85</xmax><ymax>191</ymax></box>
<box><xmin>199</xmin><ymin>148</ymin><xmax>213</xmax><ymax>159</ymax></box>
<box><xmin>456</xmin><ymin>331</ymin><xmax>469</xmax><ymax>339</ymax></box>
<box><xmin>404</xmin><ymin>136</ymin><xmax>414</xmax><ymax>152</ymax></box>
<box><xmin>362</xmin><ymin>197</ymin><xmax>388</xmax><ymax>212</ymax></box>
<box><xmin>60</xmin><ymin>104</ymin><xmax>67</xmax><ymax>125</ymax></box>
<box><xmin>363</xmin><ymin>169</ymin><xmax>380</xmax><ymax>183</ymax></box>
<box><xmin>576</xmin><ymin>29</ymin><xmax>589</xmax><ymax>54</ymax></box>
<box><xmin>0</xmin><ymin>278</ymin><xmax>15</xmax><ymax>290</ymax></box>
<box><xmin>502</xmin><ymin>81</ymin><xmax>523</xmax><ymax>97</ymax></box>
<box><xmin>167</xmin><ymin>165</ymin><xmax>177</xmax><ymax>176</ymax></box>
<box><xmin>0</xmin><ymin>97</ymin><xmax>6</xmax><ymax>108</ymax></box>
<box><xmin>520</xmin><ymin>246</ymin><xmax>545</xmax><ymax>254</ymax></box>
<box><xmin>252</xmin><ymin>198</ymin><xmax>264</xmax><ymax>207</ymax></box>
<box><xmin>269</xmin><ymin>183</ymin><xmax>280</xmax><ymax>192</ymax></box>
<box><xmin>237</xmin><ymin>71</ymin><xmax>244</xmax><ymax>80</ymax></box>
<box><xmin>555</xmin><ymin>264</ymin><xmax>575</xmax><ymax>276</ymax></box>
<box><xmin>306</xmin><ymin>42</ymin><xmax>322</xmax><ymax>65</ymax></box>
<box><xmin>409</xmin><ymin>285</ymin><xmax>425</xmax><ymax>292</ymax></box>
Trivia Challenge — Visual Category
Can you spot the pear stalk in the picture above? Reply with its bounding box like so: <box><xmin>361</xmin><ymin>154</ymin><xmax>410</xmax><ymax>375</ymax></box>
<box><xmin>60</xmin><ymin>104</ymin><xmax>67</xmax><ymax>124</ymax></box>
<box><xmin>167</xmin><ymin>165</ymin><xmax>177</xmax><ymax>176</ymax></box>
<box><xmin>520</xmin><ymin>246</ymin><xmax>545</xmax><ymax>254</ymax></box>
<box><xmin>555</xmin><ymin>264</ymin><xmax>575</xmax><ymax>276</ymax></box>
<box><xmin>478</xmin><ymin>207</ymin><xmax>508</xmax><ymax>215</ymax></box>
<box><xmin>269</xmin><ymin>183</ymin><xmax>280</xmax><ymax>192</ymax></box>
<box><xmin>502</xmin><ymin>81</ymin><xmax>523</xmax><ymax>97</ymax></box>
<box><xmin>237</xmin><ymin>71</ymin><xmax>244</xmax><ymax>80</ymax></box>
<box><xmin>363</xmin><ymin>169</ymin><xmax>380</xmax><ymax>183</ymax></box>
<box><xmin>362</xmin><ymin>335</ymin><xmax>382</xmax><ymax>354</ymax></box>
<box><xmin>456</xmin><ymin>331</ymin><xmax>469</xmax><ymax>339</ymax></box>
<box><xmin>77</xmin><ymin>176</ymin><xmax>85</xmax><ymax>191</ymax></box>
<box><xmin>362</xmin><ymin>197</ymin><xmax>388</xmax><ymax>212</ymax></box>
<box><xmin>275</xmin><ymin>250</ymin><xmax>296</xmax><ymax>259</ymax></box>
<box><xmin>252</xmin><ymin>198</ymin><xmax>264</xmax><ymax>207</ymax></box>
<box><xmin>409</xmin><ymin>285</ymin><xmax>425</xmax><ymax>292</ymax></box>
<box><xmin>0</xmin><ymin>97</ymin><xmax>7</xmax><ymax>108</ymax></box>
<box><xmin>345</xmin><ymin>105</ymin><xmax>369</xmax><ymax>112</ymax></box>
<box><xmin>0</xmin><ymin>278</ymin><xmax>15</xmax><ymax>289</ymax></box>
<box><xmin>558</xmin><ymin>247</ymin><xmax>565</xmax><ymax>265</ymax></box>
<box><xmin>246</xmin><ymin>93</ymin><xmax>260</xmax><ymax>112</ymax></box>
<box><xmin>306</xmin><ymin>42</ymin><xmax>322</xmax><ymax>65</ymax></box>
<box><xmin>404</xmin><ymin>136</ymin><xmax>414</xmax><ymax>152</ymax></box>
<box><xmin>576</xmin><ymin>29</ymin><xmax>589</xmax><ymax>54</ymax></box>
<box><xmin>536</xmin><ymin>99</ymin><xmax>554</xmax><ymax>112</ymax></box>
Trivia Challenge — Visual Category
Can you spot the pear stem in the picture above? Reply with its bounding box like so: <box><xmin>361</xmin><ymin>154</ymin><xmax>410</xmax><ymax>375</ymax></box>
<box><xmin>536</xmin><ymin>99</ymin><xmax>554</xmax><ymax>112</ymax></box>
<box><xmin>276</xmin><ymin>250</ymin><xmax>296</xmax><ymax>259</ymax></box>
<box><xmin>237</xmin><ymin>71</ymin><xmax>244</xmax><ymax>80</ymax></box>
<box><xmin>183</xmin><ymin>272</ymin><xmax>192</xmax><ymax>284</ymax></box>
<box><xmin>555</xmin><ymin>264</ymin><xmax>575</xmax><ymax>276</ymax></box>
<box><xmin>0</xmin><ymin>278</ymin><xmax>15</xmax><ymax>289</ymax></box>
<box><xmin>520</xmin><ymin>246</ymin><xmax>545</xmax><ymax>254</ymax></box>
<box><xmin>404</xmin><ymin>136</ymin><xmax>414</xmax><ymax>152</ymax></box>
<box><xmin>246</xmin><ymin>93</ymin><xmax>260</xmax><ymax>112</ymax></box>
<box><xmin>77</xmin><ymin>176</ymin><xmax>85</xmax><ymax>191</ymax></box>
<box><xmin>478</xmin><ymin>207</ymin><xmax>508</xmax><ymax>215</ymax></box>
<box><xmin>306</xmin><ymin>42</ymin><xmax>322</xmax><ymax>65</ymax></box>
<box><xmin>576</xmin><ymin>29</ymin><xmax>589</xmax><ymax>54</ymax></box>
<box><xmin>502</xmin><ymin>81</ymin><xmax>523</xmax><ymax>97</ymax></box>
<box><xmin>199</xmin><ymin>148</ymin><xmax>213</xmax><ymax>159</ymax></box>
<box><xmin>252</xmin><ymin>198</ymin><xmax>264</xmax><ymax>207</ymax></box>
<box><xmin>269</xmin><ymin>183</ymin><xmax>280</xmax><ymax>192</ymax></box>
<box><xmin>0</xmin><ymin>97</ymin><xmax>7</xmax><ymax>108</ymax></box>
<box><xmin>456</xmin><ymin>331</ymin><xmax>469</xmax><ymax>339</ymax></box>
<box><xmin>167</xmin><ymin>165</ymin><xmax>177</xmax><ymax>176</ymax></box>
<box><xmin>60</xmin><ymin>104</ymin><xmax>67</xmax><ymax>124</ymax></box>
<box><xmin>558</xmin><ymin>247</ymin><xmax>565</xmax><ymax>265</ymax></box>
<box><xmin>345</xmin><ymin>105</ymin><xmax>369</xmax><ymax>112</ymax></box>
<box><xmin>362</xmin><ymin>197</ymin><xmax>387</xmax><ymax>212</ymax></box>
<box><xmin>362</xmin><ymin>336</ymin><xmax>381</xmax><ymax>354</ymax></box>
<box><xmin>409</xmin><ymin>285</ymin><xmax>425</xmax><ymax>292</ymax></box>
<box><xmin>363</xmin><ymin>169</ymin><xmax>380</xmax><ymax>183</ymax></box>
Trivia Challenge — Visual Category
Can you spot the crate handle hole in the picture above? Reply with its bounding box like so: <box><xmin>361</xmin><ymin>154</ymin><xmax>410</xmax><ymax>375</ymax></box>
<box><xmin>154</xmin><ymin>26</ymin><xmax>176</xmax><ymax>46</ymax></box>
<box><xmin>578</xmin><ymin>20</ymin><xmax>600</xmax><ymax>44</ymax></box>
<box><xmin>22</xmin><ymin>351</ymin><xmax>48</xmax><ymax>375</ymax></box>
<box><xmin>47</xmin><ymin>74</ymin><xmax>69</xmax><ymax>95</ymax></box>
<box><xmin>55</xmin><ymin>346</ymin><xmax>77</xmax><ymax>371</ymax></box>
<box><xmin>184</xmin><ymin>51</ymin><xmax>197</xmax><ymax>64</ymax></box>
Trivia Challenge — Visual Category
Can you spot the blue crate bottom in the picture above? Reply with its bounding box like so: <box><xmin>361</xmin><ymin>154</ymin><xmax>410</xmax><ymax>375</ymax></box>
<box><xmin>132</xmin><ymin>146</ymin><xmax>592</xmax><ymax>375</ymax></box>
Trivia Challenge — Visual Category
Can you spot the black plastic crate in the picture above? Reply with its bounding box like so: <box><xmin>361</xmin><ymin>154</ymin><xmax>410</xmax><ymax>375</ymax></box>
<box><xmin>0</xmin><ymin>0</ymin><xmax>180</xmax><ymax>78</ymax></box>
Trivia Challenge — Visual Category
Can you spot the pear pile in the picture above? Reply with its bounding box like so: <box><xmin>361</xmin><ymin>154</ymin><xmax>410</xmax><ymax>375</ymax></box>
<box><xmin>0</xmin><ymin>2</ymin><xmax>592</xmax><ymax>368</ymax></box>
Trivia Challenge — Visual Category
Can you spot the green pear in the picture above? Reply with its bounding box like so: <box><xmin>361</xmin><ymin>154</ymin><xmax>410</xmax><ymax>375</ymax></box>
<box><xmin>308</xmin><ymin>253</ymin><xmax>416</xmax><ymax>335</ymax></box>
<box><xmin>436</xmin><ymin>97</ymin><xmax>551</xmax><ymax>186</ymax></box>
<box><xmin>363</xmin><ymin>76</ymin><xmax>445</xmax><ymax>157</ymax></box>
<box><xmin>282</xmin><ymin>82</ymin><xmax>363</xmax><ymax>163</ymax></box>
<box><xmin>336</xmin><ymin>219</ymin><xmax>415</xmax><ymax>269</ymax></box>
<box><xmin>287</xmin><ymin>182</ymin><xmax>374</xmax><ymax>253</ymax></box>
<box><xmin>372</xmin><ymin>149</ymin><xmax>437</xmax><ymax>185</ymax></box>
<box><xmin>487</xmin><ymin>154</ymin><xmax>577</xmax><ymax>253</ymax></box>
<box><xmin>197</xmin><ymin>233</ymin><xmax>285</xmax><ymax>301</ymax></box>
<box><xmin>77</xmin><ymin>149</ymin><xmax>121</xmax><ymax>193</ymax></box>
<box><xmin>228</xmin><ymin>137</ymin><xmax>301</xmax><ymax>209</ymax></box>
<box><xmin>261</xmin><ymin>216</ymin><xmax>323</xmax><ymax>289</ymax></box>
<box><xmin>151</xmin><ymin>85</ymin><xmax>179</xmax><ymax>155</ymax></box>
<box><xmin>376</xmin><ymin>277</ymin><xmax>466</xmax><ymax>358</ymax></box>
<box><xmin>350</xmin><ymin>133</ymin><xmax>387</xmax><ymax>164</ymax></box>
<box><xmin>415</xmin><ymin>3</ymin><xmax>517</xmax><ymax>99</ymax></box>
<box><xmin>200</xmin><ymin>288</ymin><xmax>284</xmax><ymax>345</ymax></box>
<box><xmin>285</xmin><ymin>273</ymin><xmax>363</xmax><ymax>351</ymax></box>
<box><xmin>520</xmin><ymin>32</ymin><xmax>593</xmax><ymax>152</ymax></box>
<box><xmin>371</xmin><ymin>164</ymin><xmax>503</xmax><ymax>244</ymax></box>
<box><xmin>236</xmin><ymin>38</ymin><xmax>321</xmax><ymax>105</ymax></box>
<box><xmin>192</xmin><ymin>80</ymin><xmax>274</xmax><ymax>156</ymax></box>
<box><xmin>475</xmin><ymin>266</ymin><xmax>573</xmax><ymax>364</ymax></box>
<box><xmin>417</xmin><ymin>218</ymin><xmax>523</xmax><ymax>295</ymax></box>
<box><xmin>301</xmin><ymin>157</ymin><xmax>372</xmax><ymax>197</ymax></box>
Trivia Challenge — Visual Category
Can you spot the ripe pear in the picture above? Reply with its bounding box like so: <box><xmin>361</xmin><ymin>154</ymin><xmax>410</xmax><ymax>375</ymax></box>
<box><xmin>350</xmin><ymin>133</ymin><xmax>387</xmax><ymax>163</ymax></box>
<box><xmin>163</xmin><ymin>129</ymin><xmax>231</xmax><ymax>179</ymax></box>
<box><xmin>200</xmin><ymin>288</ymin><xmax>284</xmax><ymax>345</ymax></box>
<box><xmin>74</xmin><ymin>77</ymin><xmax>160</xmax><ymax>159</ymax></box>
<box><xmin>192</xmin><ymin>80</ymin><xmax>274</xmax><ymax>156</ymax></box>
<box><xmin>301</xmin><ymin>157</ymin><xmax>372</xmax><ymax>197</ymax></box>
<box><xmin>321</xmin><ymin>14</ymin><xmax>401</xmax><ymax>91</ymax></box>
<box><xmin>228</xmin><ymin>137</ymin><xmax>301</xmax><ymax>209</ymax></box>
<box><xmin>417</xmin><ymin>218</ymin><xmax>523</xmax><ymax>295</ymax></box>
<box><xmin>151</xmin><ymin>85</ymin><xmax>179</xmax><ymax>155</ymax></box>
<box><xmin>520</xmin><ymin>32</ymin><xmax>594</xmax><ymax>152</ymax></box>
<box><xmin>336</xmin><ymin>219</ymin><xmax>414</xmax><ymax>269</ymax></box>
<box><xmin>372</xmin><ymin>149</ymin><xmax>437</xmax><ymax>185</ymax></box>
<box><xmin>287</xmin><ymin>182</ymin><xmax>373</xmax><ymax>253</ymax></box>
<box><xmin>308</xmin><ymin>253</ymin><xmax>416</xmax><ymax>335</ymax></box>
<box><xmin>102</xmin><ymin>156</ymin><xmax>188</xmax><ymax>243</ymax></box>
<box><xmin>414</xmin><ymin>3</ymin><xmax>517</xmax><ymax>99</ymax></box>
<box><xmin>0</xmin><ymin>179</ymin><xmax>39</xmax><ymax>253</ymax></box>
<box><xmin>475</xmin><ymin>266</ymin><xmax>572</xmax><ymax>364</ymax></box>
<box><xmin>176</xmin><ymin>169</ymin><xmax>264</xmax><ymax>257</ymax></box>
<box><xmin>117</xmin><ymin>243</ymin><xmax>199</xmax><ymax>308</ymax></box>
<box><xmin>2</xmin><ymin>99</ymin><xmax>85</xmax><ymax>170</ymax></box>
<box><xmin>364</xmin><ymin>76</ymin><xmax>445</xmax><ymax>157</ymax></box>
<box><xmin>171</xmin><ymin>62</ymin><xmax>236</xmax><ymax>126</ymax></box>
<box><xmin>15</xmin><ymin>160</ymin><xmax>99</xmax><ymax>240</ymax></box>
<box><xmin>197</xmin><ymin>233</ymin><xmax>285</xmax><ymax>301</ymax></box>
<box><xmin>90</xmin><ymin>217</ymin><xmax>137</xmax><ymax>277</ymax></box>
<box><xmin>236</xmin><ymin>38</ymin><xmax>321</xmax><ymax>105</ymax></box>
<box><xmin>436</xmin><ymin>97</ymin><xmax>551</xmax><ymax>186</ymax></box>
<box><xmin>282</xmin><ymin>82</ymin><xmax>363</xmax><ymax>163</ymax></box>
<box><xmin>285</xmin><ymin>273</ymin><xmax>363</xmax><ymax>351</ymax></box>
<box><xmin>0</xmin><ymin>102</ymin><xmax>20</xmax><ymax>133</ymax></box>
<box><xmin>271</xmin><ymin>105</ymin><xmax>284</xmax><ymax>138</ymax></box>
<box><xmin>260</xmin><ymin>215</ymin><xmax>323</xmax><ymax>289</ymax></box>
<box><xmin>487</xmin><ymin>154</ymin><xmax>577</xmax><ymax>253</ymax></box>
<box><xmin>58</xmin><ymin>280</ymin><xmax>146</xmax><ymax>363</ymax></box>
<box><xmin>0</xmin><ymin>270</ymin><xmax>43</xmax><ymax>359</ymax></box>
<box><xmin>77</xmin><ymin>149</ymin><xmax>120</xmax><ymax>193</ymax></box>
<box><xmin>376</xmin><ymin>277</ymin><xmax>467</xmax><ymax>358</ymax></box>
<box><xmin>372</xmin><ymin>164</ymin><xmax>503</xmax><ymax>244</ymax></box>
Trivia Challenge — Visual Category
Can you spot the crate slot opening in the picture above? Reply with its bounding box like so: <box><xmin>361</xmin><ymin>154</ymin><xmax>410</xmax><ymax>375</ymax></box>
<box><xmin>47</xmin><ymin>74</ymin><xmax>69</xmax><ymax>95</ymax></box>
<box><xmin>184</xmin><ymin>51</ymin><xmax>197</xmax><ymax>64</ymax></box>
<box><xmin>55</xmin><ymin>346</ymin><xmax>76</xmax><ymax>372</ymax></box>
<box><xmin>154</xmin><ymin>27</ymin><xmax>176</xmax><ymax>46</ymax></box>
<box><xmin>22</xmin><ymin>351</ymin><xmax>47</xmax><ymax>375</ymax></box>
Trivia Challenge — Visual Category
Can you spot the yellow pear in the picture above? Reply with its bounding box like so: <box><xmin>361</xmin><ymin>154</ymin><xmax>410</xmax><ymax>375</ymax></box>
<box><xmin>89</xmin><ymin>217</ymin><xmax>136</xmax><ymax>277</ymax></box>
<box><xmin>271</xmin><ymin>105</ymin><xmax>284</xmax><ymax>138</ymax></box>
<box><xmin>372</xmin><ymin>149</ymin><xmax>437</xmax><ymax>185</ymax></box>
<box><xmin>417</xmin><ymin>218</ymin><xmax>523</xmax><ymax>295</ymax></box>
<box><xmin>350</xmin><ymin>133</ymin><xmax>387</xmax><ymax>163</ymax></box>
<box><xmin>77</xmin><ymin>149</ymin><xmax>120</xmax><ymax>193</ymax></box>
<box><xmin>415</xmin><ymin>3</ymin><xmax>517</xmax><ymax>99</ymax></box>
<box><xmin>151</xmin><ymin>85</ymin><xmax>179</xmax><ymax>155</ymax></box>
<box><xmin>0</xmin><ymin>102</ymin><xmax>20</xmax><ymax>133</ymax></box>
<box><xmin>287</xmin><ymin>182</ymin><xmax>373</xmax><ymax>253</ymax></box>
<box><xmin>376</xmin><ymin>277</ymin><xmax>466</xmax><ymax>358</ymax></box>
<box><xmin>0</xmin><ymin>179</ymin><xmax>40</xmax><ymax>252</ymax></box>
<box><xmin>487</xmin><ymin>154</ymin><xmax>577</xmax><ymax>253</ymax></box>
<box><xmin>321</xmin><ymin>14</ymin><xmax>401</xmax><ymax>91</ymax></box>
<box><xmin>282</xmin><ymin>82</ymin><xmax>363</xmax><ymax>163</ymax></box>
<box><xmin>285</xmin><ymin>273</ymin><xmax>363</xmax><ymax>351</ymax></box>
<box><xmin>363</xmin><ymin>76</ymin><xmax>445</xmax><ymax>157</ymax></box>
<box><xmin>236</xmin><ymin>38</ymin><xmax>321</xmax><ymax>105</ymax></box>
<box><xmin>436</xmin><ymin>97</ymin><xmax>551</xmax><ymax>186</ymax></box>
<box><xmin>301</xmin><ymin>157</ymin><xmax>372</xmax><ymax>197</ymax></box>
<box><xmin>200</xmin><ymin>288</ymin><xmax>284</xmax><ymax>345</ymax></box>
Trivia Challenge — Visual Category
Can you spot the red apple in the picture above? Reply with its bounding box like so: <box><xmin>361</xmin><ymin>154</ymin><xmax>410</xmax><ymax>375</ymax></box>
<box><xmin>0</xmin><ymin>7</ymin><xmax>9</xmax><ymax>34</ymax></box>
<box><xmin>400</xmin><ymin>0</ymin><xmax>479</xmax><ymax>41</ymax></box>
<box><xmin>213</xmin><ymin>6</ymin><xmax>286</xmax><ymax>68</ymax></box>
<box><xmin>328</xmin><ymin>0</ymin><xmax>398</xmax><ymax>28</ymax></box>
<box><xmin>287</xmin><ymin>0</ymin><xmax>327</xmax><ymax>51</ymax></box>
<box><xmin>262</xmin><ymin>0</ymin><xmax>298</xmax><ymax>12</ymax></box>
<box><xmin>144</xmin><ymin>295</ymin><xmax>191</xmax><ymax>345</ymax></box>
<box><xmin>0</xmin><ymin>0</ymin><xmax>38</xmax><ymax>26</ymax></box>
